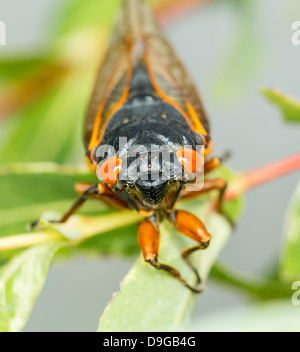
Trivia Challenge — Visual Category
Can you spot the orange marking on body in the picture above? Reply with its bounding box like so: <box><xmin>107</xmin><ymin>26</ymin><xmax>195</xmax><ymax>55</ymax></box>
<box><xmin>99</xmin><ymin>157</ymin><xmax>122</xmax><ymax>184</ymax></box>
<box><xmin>143</xmin><ymin>48</ymin><xmax>192</xmax><ymax>122</ymax></box>
<box><xmin>176</xmin><ymin>148</ymin><xmax>202</xmax><ymax>174</ymax></box>
<box><xmin>97</xmin><ymin>37</ymin><xmax>135</xmax><ymax>146</ymax></box>
<box><xmin>86</xmin><ymin>156</ymin><xmax>97</xmax><ymax>173</ymax></box>
<box><xmin>98</xmin><ymin>83</ymin><xmax>131</xmax><ymax>142</ymax></box>
<box><xmin>204</xmin><ymin>139</ymin><xmax>213</xmax><ymax>158</ymax></box>
<box><xmin>186</xmin><ymin>101</ymin><xmax>207</xmax><ymax>136</ymax></box>
<box><xmin>143</xmin><ymin>43</ymin><xmax>208</xmax><ymax>142</ymax></box>
<box><xmin>88</xmin><ymin>40</ymin><xmax>133</xmax><ymax>152</ymax></box>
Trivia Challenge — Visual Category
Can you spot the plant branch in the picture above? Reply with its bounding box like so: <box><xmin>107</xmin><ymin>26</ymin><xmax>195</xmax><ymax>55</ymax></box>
<box><xmin>225</xmin><ymin>152</ymin><xmax>300</xmax><ymax>200</ymax></box>
<box><xmin>0</xmin><ymin>232</ymin><xmax>64</xmax><ymax>251</ymax></box>
<box><xmin>153</xmin><ymin>0</ymin><xmax>213</xmax><ymax>25</ymax></box>
<box><xmin>211</xmin><ymin>262</ymin><xmax>292</xmax><ymax>300</ymax></box>
<box><xmin>0</xmin><ymin>210</ymin><xmax>141</xmax><ymax>252</ymax></box>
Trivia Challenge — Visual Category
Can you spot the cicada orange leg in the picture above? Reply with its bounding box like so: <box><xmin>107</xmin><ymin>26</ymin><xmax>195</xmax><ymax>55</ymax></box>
<box><xmin>163</xmin><ymin>210</ymin><xmax>211</xmax><ymax>291</ymax></box>
<box><xmin>137</xmin><ymin>214</ymin><xmax>209</xmax><ymax>293</ymax></box>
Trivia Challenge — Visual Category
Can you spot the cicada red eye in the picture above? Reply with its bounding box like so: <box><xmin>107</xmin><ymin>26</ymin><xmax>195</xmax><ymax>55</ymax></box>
<box><xmin>99</xmin><ymin>158</ymin><xmax>122</xmax><ymax>184</ymax></box>
<box><xmin>176</xmin><ymin>148</ymin><xmax>202</xmax><ymax>174</ymax></box>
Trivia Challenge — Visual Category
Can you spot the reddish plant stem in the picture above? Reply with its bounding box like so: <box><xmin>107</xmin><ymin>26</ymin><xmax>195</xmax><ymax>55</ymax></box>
<box><xmin>153</xmin><ymin>0</ymin><xmax>213</xmax><ymax>25</ymax></box>
<box><xmin>225</xmin><ymin>152</ymin><xmax>300</xmax><ymax>200</ymax></box>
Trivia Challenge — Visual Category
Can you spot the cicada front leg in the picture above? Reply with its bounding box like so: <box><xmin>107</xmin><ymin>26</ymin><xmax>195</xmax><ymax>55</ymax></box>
<box><xmin>180</xmin><ymin>177</ymin><xmax>233</xmax><ymax>227</ymax></box>
<box><xmin>137</xmin><ymin>214</ymin><xmax>205</xmax><ymax>293</ymax></box>
<box><xmin>29</xmin><ymin>182</ymin><xmax>128</xmax><ymax>230</ymax></box>
<box><xmin>165</xmin><ymin>210</ymin><xmax>211</xmax><ymax>290</ymax></box>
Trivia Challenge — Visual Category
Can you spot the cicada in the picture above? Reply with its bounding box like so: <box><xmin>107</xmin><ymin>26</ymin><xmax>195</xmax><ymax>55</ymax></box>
<box><xmin>36</xmin><ymin>0</ymin><xmax>227</xmax><ymax>292</ymax></box>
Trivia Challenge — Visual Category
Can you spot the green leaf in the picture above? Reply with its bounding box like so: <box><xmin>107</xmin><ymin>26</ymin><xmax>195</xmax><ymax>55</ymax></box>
<box><xmin>279</xmin><ymin>182</ymin><xmax>300</xmax><ymax>282</ymax></box>
<box><xmin>0</xmin><ymin>242</ymin><xmax>64</xmax><ymax>332</ymax></box>
<box><xmin>55</xmin><ymin>0</ymin><xmax>121</xmax><ymax>38</ymax></box>
<box><xmin>0</xmin><ymin>163</ymin><xmax>96</xmax><ymax>237</ymax></box>
<box><xmin>98</xmin><ymin>199</ymin><xmax>233</xmax><ymax>332</ymax></box>
<box><xmin>211</xmin><ymin>166</ymin><xmax>244</xmax><ymax>222</ymax></box>
<box><xmin>72</xmin><ymin>223</ymin><xmax>139</xmax><ymax>257</ymax></box>
<box><xmin>0</xmin><ymin>70</ymin><xmax>93</xmax><ymax>164</ymax></box>
<box><xmin>211</xmin><ymin>262</ymin><xmax>291</xmax><ymax>300</ymax></box>
<box><xmin>261</xmin><ymin>88</ymin><xmax>300</xmax><ymax>123</ymax></box>
<box><xmin>0</xmin><ymin>54</ymin><xmax>53</xmax><ymax>83</ymax></box>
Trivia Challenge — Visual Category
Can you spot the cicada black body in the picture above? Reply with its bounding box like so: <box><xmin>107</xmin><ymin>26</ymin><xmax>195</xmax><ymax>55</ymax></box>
<box><xmin>44</xmin><ymin>0</ymin><xmax>227</xmax><ymax>292</ymax></box>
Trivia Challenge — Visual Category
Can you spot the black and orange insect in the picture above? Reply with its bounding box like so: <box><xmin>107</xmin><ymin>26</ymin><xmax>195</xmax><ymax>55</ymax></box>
<box><xmin>33</xmin><ymin>0</ymin><xmax>227</xmax><ymax>293</ymax></box>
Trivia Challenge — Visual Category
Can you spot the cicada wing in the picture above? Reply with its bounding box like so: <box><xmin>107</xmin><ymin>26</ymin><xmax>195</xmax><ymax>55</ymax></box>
<box><xmin>84</xmin><ymin>0</ymin><xmax>210</xmax><ymax>151</ymax></box>
<box><xmin>126</xmin><ymin>0</ymin><xmax>210</xmax><ymax>136</ymax></box>
<box><xmin>84</xmin><ymin>0</ymin><xmax>157</xmax><ymax>151</ymax></box>
<box><xmin>144</xmin><ymin>32</ymin><xmax>210</xmax><ymax>136</ymax></box>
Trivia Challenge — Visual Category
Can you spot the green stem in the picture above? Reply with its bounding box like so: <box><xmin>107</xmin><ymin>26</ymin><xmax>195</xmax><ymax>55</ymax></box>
<box><xmin>0</xmin><ymin>232</ymin><xmax>64</xmax><ymax>251</ymax></box>
<box><xmin>0</xmin><ymin>210</ymin><xmax>141</xmax><ymax>251</ymax></box>
<box><xmin>211</xmin><ymin>262</ymin><xmax>292</xmax><ymax>300</ymax></box>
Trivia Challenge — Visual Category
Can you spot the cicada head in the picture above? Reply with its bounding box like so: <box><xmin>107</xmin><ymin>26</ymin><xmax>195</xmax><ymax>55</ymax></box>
<box><xmin>91</xmin><ymin>105</ymin><xmax>207</xmax><ymax>210</ymax></box>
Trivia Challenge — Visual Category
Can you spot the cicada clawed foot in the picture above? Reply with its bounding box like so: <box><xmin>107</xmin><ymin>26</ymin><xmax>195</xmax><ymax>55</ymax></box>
<box><xmin>28</xmin><ymin>219</ymin><xmax>40</xmax><ymax>231</ymax></box>
<box><xmin>137</xmin><ymin>212</ymin><xmax>211</xmax><ymax>294</ymax></box>
<box><xmin>181</xmin><ymin>243</ymin><xmax>210</xmax><ymax>287</ymax></box>
<box><xmin>147</xmin><ymin>256</ymin><xmax>204</xmax><ymax>294</ymax></box>
<box><xmin>28</xmin><ymin>218</ymin><xmax>62</xmax><ymax>232</ymax></box>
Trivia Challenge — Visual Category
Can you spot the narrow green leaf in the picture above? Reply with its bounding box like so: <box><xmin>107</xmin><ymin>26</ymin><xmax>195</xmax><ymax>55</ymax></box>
<box><xmin>98</xmin><ymin>199</ymin><xmax>232</xmax><ymax>332</ymax></box>
<box><xmin>0</xmin><ymin>163</ymin><xmax>96</xmax><ymax>237</ymax></box>
<box><xmin>261</xmin><ymin>88</ymin><xmax>300</xmax><ymax>123</ymax></box>
<box><xmin>211</xmin><ymin>262</ymin><xmax>292</xmax><ymax>300</ymax></box>
<box><xmin>279</xmin><ymin>182</ymin><xmax>300</xmax><ymax>282</ymax></box>
<box><xmin>0</xmin><ymin>242</ymin><xmax>64</xmax><ymax>332</ymax></box>
<box><xmin>0</xmin><ymin>70</ymin><xmax>93</xmax><ymax>164</ymax></box>
<box><xmin>0</xmin><ymin>54</ymin><xmax>53</xmax><ymax>83</ymax></box>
